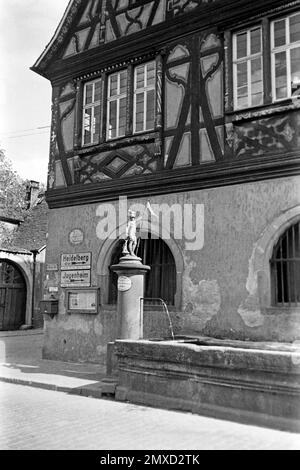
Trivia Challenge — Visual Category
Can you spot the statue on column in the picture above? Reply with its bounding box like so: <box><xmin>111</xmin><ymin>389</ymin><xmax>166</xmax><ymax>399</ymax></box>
<box><xmin>122</xmin><ymin>204</ymin><xmax>158</xmax><ymax>258</ymax></box>
<box><xmin>122</xmin><ymin>210</ymin><xmax>139</xmax><ymax>257</ymax></box>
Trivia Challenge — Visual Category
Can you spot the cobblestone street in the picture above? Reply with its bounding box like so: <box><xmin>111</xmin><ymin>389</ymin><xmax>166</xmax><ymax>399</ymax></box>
<box><xmin>0</xmin><ymin>382</ymin><xmax>299</xmax><ymax>450</ymax></box>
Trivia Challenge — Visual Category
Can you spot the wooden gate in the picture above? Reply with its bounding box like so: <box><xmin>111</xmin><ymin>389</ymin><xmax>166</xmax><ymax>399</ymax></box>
<box><xmin>0</xmin><ymin>260</ymin><xmax>26</xmax><ymax>331</ymax></box>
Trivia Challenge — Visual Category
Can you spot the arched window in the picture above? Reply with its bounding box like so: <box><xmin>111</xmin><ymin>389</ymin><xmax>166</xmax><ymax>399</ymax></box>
<box><xmin>108</xmin><ymin>234</ymin><xmax>176</xmax><ymax>305</ymax></box>
<box><xmin>270</xmin><ymin>221</ymin><xmax>300</xmax><ymax>306</ymax></box>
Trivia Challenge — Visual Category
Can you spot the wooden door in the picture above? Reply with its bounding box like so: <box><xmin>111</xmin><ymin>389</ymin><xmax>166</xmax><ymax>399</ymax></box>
<box><xmin>0</xmin><ymin>261</ymin><xmax>26</xmax><ymax>330</ymax></box>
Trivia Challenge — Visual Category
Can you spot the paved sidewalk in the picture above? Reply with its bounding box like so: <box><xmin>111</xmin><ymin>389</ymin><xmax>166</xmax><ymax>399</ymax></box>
<box><xmin>0</xmin><ymin>329</ymin><xmax>299</xmax><ymax>450</ymax></box>
<box><xmin>0</xmin><ymin>329</ymin><xmax>114</xmax><ymax>397</ymax></box>
<box><xmin>1</xmin><ymin>382</ymin><xmax>299</xmax><ymax>450</ymax></box>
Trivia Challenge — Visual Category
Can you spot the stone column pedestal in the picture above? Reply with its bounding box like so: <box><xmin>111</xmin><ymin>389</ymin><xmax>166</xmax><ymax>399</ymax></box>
<box><xmin>111</xmin><ymin>255</ymin><xmax>150</xmax><ymax>340</ymax></box>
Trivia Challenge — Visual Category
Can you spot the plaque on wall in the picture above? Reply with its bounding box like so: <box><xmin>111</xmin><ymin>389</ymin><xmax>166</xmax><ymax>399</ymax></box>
<box><xmin>66</xmin><ymin>288</ymin><xmax>99</xmax><ymax>314</ymax></box>
<box><xmin>60</xmin><ymin>270</ymin><xmax>91</xmax><ymax>287</ymax></box>
<box><xmin>46</xmin><ymin>263</ymin><xmax>58</xmax><ymax>272</ymax></box>
<box><xmin>69</xmin><ymin>229</ymin><xmax>84</xmax><ymax>246</ymax></box>
<box><xmin>61</xmin><ymin>252</ymin><xmax>91</xmax><ymax>270</ymax></box>
<box><xmin>49</xmin><ymin>287</ymin><xmax>59</xmax><ymax>293</ymax></box>
<box><xmin>118</xmin><ymin>276</ymin><xmax>132</xmax><ymax>292</ymax></box>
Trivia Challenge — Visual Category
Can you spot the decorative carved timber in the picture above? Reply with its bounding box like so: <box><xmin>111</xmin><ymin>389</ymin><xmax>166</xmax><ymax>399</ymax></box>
<box><xmin>46</xmin><ymin>152</ymin><xmax>300</xmax><ymax>208</ymax></box>
<box><xmin>165</xmin><ymin>31</ymin><xmax>224</xmax><ymax>169</ymax></box>
<box><xmin>33</xmin><ymin>0</ymin><xmax>297</xmax><ymax>78</ymax></box>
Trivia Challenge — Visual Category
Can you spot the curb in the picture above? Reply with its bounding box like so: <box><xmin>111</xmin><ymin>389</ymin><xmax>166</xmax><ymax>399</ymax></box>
<box><xmin>0</xmin><ymin>376</ymin><xmax>74</xmax><ymax>393</ymax></box>
<box><xmin>0</xmin><ymin>376</ymin><xmax>118</xmax><ymax>399</ymax></box>
<box><xmin>0</xmin><ymin>330</ymin><xmax>44</xmax><ymax>338</ymax></box>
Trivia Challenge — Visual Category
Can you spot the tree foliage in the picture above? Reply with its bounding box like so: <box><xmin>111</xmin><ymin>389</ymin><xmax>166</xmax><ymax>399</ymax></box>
<box><xmin>0</xmin><ymin>149</ymin><xmax>29</xmax><ymax>247</ymax></box>
<box><xmin>0</xmin><ymin>148</ymin><xmax>28</xmax><ymax>219</ymax></box>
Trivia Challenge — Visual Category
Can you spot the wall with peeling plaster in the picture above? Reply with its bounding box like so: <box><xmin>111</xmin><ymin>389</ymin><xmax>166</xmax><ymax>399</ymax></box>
<box><xmin>43</xmin><ymin>175</ymin><xmax>300</xmax><ymax>363</ymax></box>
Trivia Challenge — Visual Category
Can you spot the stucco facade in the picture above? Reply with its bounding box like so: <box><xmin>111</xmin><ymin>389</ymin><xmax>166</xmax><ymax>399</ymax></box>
<box><xmin>42</xmin><ymin>175</ymin><xmax>300</xmax><ymax>364</ymax></box>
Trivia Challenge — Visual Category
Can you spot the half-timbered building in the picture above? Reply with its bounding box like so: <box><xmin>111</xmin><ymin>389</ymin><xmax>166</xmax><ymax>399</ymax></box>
<box><xmin>33</xmin><ymin>0</ymin><xmax>300</xmax><ymax>363</ymax></box>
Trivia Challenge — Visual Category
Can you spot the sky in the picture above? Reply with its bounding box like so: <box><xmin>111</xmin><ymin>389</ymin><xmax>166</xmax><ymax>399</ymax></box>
<box><xmin>0</xmin><ymin>0</ymin><xmax>70</xmax><ymax>184</ymax></box>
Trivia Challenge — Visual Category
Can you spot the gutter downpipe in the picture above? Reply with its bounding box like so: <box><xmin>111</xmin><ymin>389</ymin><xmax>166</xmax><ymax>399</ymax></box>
<box><xmin>30</xmin><ymin>249</ymin><xmax>39</xmax><ymax>327</ymax></box>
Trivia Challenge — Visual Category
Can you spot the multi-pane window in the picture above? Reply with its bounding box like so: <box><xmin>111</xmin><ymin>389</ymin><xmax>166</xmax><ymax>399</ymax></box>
<box><xmin>82</xmin><ymin>62</ymin><xmax>157</xmax><ymax>145</ymax></box>
<box><xmin>233</xmin><ymin>27</ymin><xmax>263</xmax><ymax>109</ymax></box>
<box><xmin>82</xmin><ymin>79</ymin><xmax>101</xmax><ymax>145</ymax></box>
<box><xmin>271</xmin><ymin>12</ymin><xmax>300</xmax><ymax>101</ymax></box>
<box><xmin>133</xmin><ymin>61</ymin><xmax>156</xmax><ymax>133</ymax></box>
<box><xmin>107</xmin><ymin>70</ymin><xmax>127</xmax><ymax>139</ymax></box>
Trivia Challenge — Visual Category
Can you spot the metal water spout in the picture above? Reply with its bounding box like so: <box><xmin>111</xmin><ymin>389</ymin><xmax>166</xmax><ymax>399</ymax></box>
<box><xmin>160</xmin><ymin>298</ymin><xmax>175</xmax><ymax>341</ymax></box>
<box><xmin>141</xmin><ymin>298</ymin><xmax>175</xmax><ymax>340</ymax></box>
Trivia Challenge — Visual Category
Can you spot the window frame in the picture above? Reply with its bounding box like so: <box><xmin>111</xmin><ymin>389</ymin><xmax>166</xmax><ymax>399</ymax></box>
<box><xmin>133</xmin><ymin>61</ymin><xmax>156</xmax><ymax>134</ymax></box>
<box><xmin>82</xmin><ymin>78</ymin><xmax>102</xmax><ymax>146</ymax></box>
<box><xmin>106</xmin><ymin>69</ymin><xmax>128</xmax><ymax>140</ymax></box>
<box><xmin>80</xmin><ymin>58</ymin><xmax>158</xmax><ymax>148</ymax></box>
<box><xmin>232</xmin><ymin>25</ymin><xmax>264</xmax><ymax>110</ymax></box>
<box><xmin>230</xmin><ymin>10</ymin><xmax>300</xmax><ymax>113</ymax></box>
<box><xmin>271</xmin><ymin>11</ymin><xmax>300</xmax><ymax>102</ymax></box>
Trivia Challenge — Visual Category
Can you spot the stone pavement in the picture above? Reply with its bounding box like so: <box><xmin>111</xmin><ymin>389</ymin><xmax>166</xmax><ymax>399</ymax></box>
<box><xmin>0</xmin><ymin>329</ymin><xmax>299</xmax><ymax>450</ymax></box>
<box><xmin>1</xmin><ymin>382</ymin><xmax>300</xmax><ymax>450</ymax></box>
<box><xmin>0</xmin><ymin>329</ymin><xmax>113</xmax><ymax>397</ymax></box>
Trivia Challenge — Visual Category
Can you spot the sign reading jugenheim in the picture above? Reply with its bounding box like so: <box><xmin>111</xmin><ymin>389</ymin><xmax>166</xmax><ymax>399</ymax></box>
<box><xmin>61</xmin><ymin>252</ymin><xmax>91</xmax><ymax>270</ymax></box>
<box><xmin>60</xmin><ymin>270</ymin><xmax>91</xmax><ymax>288</ymax></box>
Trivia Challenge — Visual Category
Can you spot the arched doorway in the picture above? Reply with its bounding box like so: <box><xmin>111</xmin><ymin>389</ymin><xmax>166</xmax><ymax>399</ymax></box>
<box><xmin>0</xmin><ymin>260</ymin><xmax>26</xmax><ymax>330</ymax></box>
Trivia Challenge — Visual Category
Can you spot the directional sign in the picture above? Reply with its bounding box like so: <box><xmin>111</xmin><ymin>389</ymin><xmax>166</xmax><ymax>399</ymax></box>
<box><xmin>61</xmin><ymin>253</ymin><xmax>91</xmax><ymax>270</ymax></box>
<box><xmin>60</xmin><ymin>270</ymin><xmax>91</xmax><ymax>288</ymax></box>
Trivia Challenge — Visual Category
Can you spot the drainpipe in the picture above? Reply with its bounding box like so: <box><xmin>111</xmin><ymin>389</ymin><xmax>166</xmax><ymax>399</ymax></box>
<box><xmin>30</xmin><ymin>249</ymin><xmax>38</xmax><ymax>327</ymax></box>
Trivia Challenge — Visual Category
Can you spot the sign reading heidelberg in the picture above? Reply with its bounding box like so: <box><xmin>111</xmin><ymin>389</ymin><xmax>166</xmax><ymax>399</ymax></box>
<box><xmin>61</xmin><ymin>253</ymin><xmax>91</xmax><ymax>270</ymax></box>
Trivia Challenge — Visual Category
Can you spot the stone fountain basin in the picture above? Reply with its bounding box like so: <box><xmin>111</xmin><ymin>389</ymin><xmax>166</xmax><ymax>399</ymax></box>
<box><xmin>149</xmin><ymin>335</ymin><xmax>300</xmax><ymax>352</ymax></box>
<box><xmin>113</xmin><ymin>338</ymin><xmax>300</xmax><ymax>432</ymax></box>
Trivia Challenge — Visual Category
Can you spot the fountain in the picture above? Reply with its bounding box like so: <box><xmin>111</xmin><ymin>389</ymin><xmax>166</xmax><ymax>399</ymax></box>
<box><xmin>107</xmin><ymin>211</ymin><xmax>300</xmax><ymax>432</ymax></box>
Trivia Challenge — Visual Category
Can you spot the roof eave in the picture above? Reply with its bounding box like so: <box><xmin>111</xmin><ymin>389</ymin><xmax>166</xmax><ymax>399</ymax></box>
<box><xmin>31</xmin><ymin>0</ymin><xmax>77</xmax><ymax>79</ymax></box>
